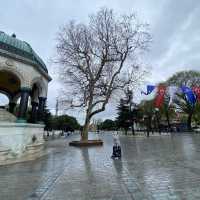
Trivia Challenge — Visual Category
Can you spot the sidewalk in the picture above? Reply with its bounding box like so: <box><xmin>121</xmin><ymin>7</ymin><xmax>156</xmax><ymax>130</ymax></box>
<box><xmin>1</xmin><ymin>133</ymin><xmax>200</xmax><ymax>199</ymax></box>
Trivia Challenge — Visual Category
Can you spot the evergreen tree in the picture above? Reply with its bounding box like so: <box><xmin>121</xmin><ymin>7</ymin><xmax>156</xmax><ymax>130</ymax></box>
<box><xmin>116</xmin><ymin>99</ymin><xmax>132</xmax><ymax>134</ymax></box>
<box><xmin>98</xmin><ymin>119</ymin><xmax>116</xmax><ymax>131</ymax></box>
<box><xmin>53</xmin><ymin>115</ymin><xmax>81</xmax><ymax>131</ymax></box>
<box><xmin>43</xmin><ymin>104</ymin><xmax>53</xmax><ymax>131</ymax></box>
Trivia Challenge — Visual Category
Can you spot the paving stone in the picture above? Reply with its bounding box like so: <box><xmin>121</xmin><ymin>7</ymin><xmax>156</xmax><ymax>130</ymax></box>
<box><xmin>2</xmin><ymin>133</ymin><xmax>200</xmax><ymax>199</ymax></box>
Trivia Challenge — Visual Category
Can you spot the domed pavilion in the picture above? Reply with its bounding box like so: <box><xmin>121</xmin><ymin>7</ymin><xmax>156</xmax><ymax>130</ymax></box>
<box><xmin>0</xmin><ymin>31</ymin><xmax>51</xmax><ymax>164</ymax></box>
<box><xmin>0</xmin><ymin>31</ymin><xmax>51</xmax><ymax>122</ymax></box>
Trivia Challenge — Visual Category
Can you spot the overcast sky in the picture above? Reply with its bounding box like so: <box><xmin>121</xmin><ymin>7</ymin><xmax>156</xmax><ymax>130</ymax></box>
<box><xmin>1</xmin><ymin>0</ymin><xmax>200</xmax><ymax>124</ymax></box>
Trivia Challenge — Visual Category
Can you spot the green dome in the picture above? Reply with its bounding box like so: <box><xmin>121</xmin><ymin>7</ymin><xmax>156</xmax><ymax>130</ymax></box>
<box><xmin>0</xmin><ymin>31</ymin><xmax>48</xmax><ymax>73</ymax></box>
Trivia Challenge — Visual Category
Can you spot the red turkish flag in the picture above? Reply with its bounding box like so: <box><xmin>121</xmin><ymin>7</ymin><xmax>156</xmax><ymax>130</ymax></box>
<box><xmin>154</xmin><ymin>86</ymin><xmax>166</xmax><ymax>108</ymax></box>
<box><xmin>192</xmin><ymin>87</ymin><xmax>200</xmax><ymax>102</ymax></box>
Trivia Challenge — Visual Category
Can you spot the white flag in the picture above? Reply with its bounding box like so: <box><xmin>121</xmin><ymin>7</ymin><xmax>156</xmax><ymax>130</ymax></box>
<box><xmin>168</xmin><ymin>86</ymin><xmax>178</xmax><ymax>106</ymax></box>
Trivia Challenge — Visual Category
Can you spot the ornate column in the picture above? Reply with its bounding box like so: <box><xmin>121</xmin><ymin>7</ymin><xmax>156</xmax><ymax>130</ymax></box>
<box><xmin>9</xmin><ymin>102</ymin><xmax>16</xmax><ymax>114</ymax></box>
<box><xmin>37</xmin><ymin>97</ymin><xmax>46</xmax><ymax>123</ymax></box>
<box><xmin>30</xmin><ymin>101</ymin><xmax>38</xmax><ymax>123</ymax></box>
<box><xmin>17</xmin><ymin>87</ymin><xmax>31</xmax><ymax>122</ymax></box>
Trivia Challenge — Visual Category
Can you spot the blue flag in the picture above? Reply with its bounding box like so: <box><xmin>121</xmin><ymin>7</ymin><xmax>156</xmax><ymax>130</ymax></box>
<box><xmin>141</xmin><ymin>85</ymin><xmax>156</xmax><ymax>95</ymax></box>
<box><xmin>181</xmin><ymin>86</ymin><xmax>196</xmax><ymax>106</ymax></box>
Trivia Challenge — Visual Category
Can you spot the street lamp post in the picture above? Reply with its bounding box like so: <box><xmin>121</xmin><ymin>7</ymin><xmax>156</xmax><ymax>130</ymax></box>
<box><xmin>126</xmin><ymin>88</ymin><xmax>135</xmax><ymax>135</ymax></box>
<box><xmin>144</xmin><ymin>115</ymin><xmax>149</xmax><ymax>137</ymax></box>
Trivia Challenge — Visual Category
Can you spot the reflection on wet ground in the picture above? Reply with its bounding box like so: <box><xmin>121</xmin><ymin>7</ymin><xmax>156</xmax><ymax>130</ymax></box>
<box><xmin>1</xmin><ymin>133</ymin><xmax>200</xmax><ymax>199</ymax></box>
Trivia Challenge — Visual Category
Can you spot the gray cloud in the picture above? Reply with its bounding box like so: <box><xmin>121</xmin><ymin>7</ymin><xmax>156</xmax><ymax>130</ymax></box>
<box><xmin>149</xmin><ymin>0</ymin><xmax>200</xmax><ymax>61</ymax></box>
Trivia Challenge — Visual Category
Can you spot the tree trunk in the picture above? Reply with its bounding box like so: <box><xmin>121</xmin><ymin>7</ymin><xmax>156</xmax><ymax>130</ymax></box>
<box><xmin>149</xmin><ymin>117</ymin><xmax>153</xmax><ymax>134</ymax></box>
<box><xmin>81</xmin><ymin>93</ymin><xmax>94</xmax><ymax>141</ymax></box>
<box><xmin>145</xmin><ymin>117</ymin><xmax>150</xmax><ymax>137</ymax></box>
<box><xmin>187</xmin><ymin>113</ymin><xmax>192</xmax><ymax>131</ymax></box>
<box><xmin>82</xmin><ymin>106</ymin><xmax>93</xmax><ymax>141</ymax></box>
<box><xmin>82</xmin><ymin>118</ymin><xmax>90</xmax><ymax>141</ymax></box>
<box><xmin>155</xmin><ymin>112</ymin><xmax>161</xmax><ymax>134</ymax></box>
<box><xmin>146</xmin><ymin>125</ymin><xmax>149</xmax><ymax>137</ymax></box>
<box><xmin>125</xmin><ymin>128</ymin><xmax>128</xmax><ymax>135</ymax></box>
<box><xmin>166</xmin><ymin>110</ymin><xmax>171</xmax><ymax>132</ymax></box>
<box><xmin>131</xmin><ymin>122</ymin><xmax>135</xmax><ymax>135</ymax></box>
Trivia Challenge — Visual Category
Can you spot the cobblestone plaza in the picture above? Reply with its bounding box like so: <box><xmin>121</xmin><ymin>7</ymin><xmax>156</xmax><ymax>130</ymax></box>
<box><xmin>1</xmin><ymin>133</ymin><xmax>200</xmax><ymax>200</ymax></box>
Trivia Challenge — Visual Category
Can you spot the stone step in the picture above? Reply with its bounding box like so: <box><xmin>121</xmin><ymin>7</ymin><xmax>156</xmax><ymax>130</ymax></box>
<box><xmin>0</xmin><ymin>108</ymin><xmax>16</xmax><ymax>122</ymax></box>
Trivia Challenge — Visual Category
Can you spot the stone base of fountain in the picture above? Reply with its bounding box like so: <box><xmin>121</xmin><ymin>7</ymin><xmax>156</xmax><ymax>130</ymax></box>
<box><xmin>0</xmin><ymin>122</ymin><xmax>45</xmax><ymax>165</ymax></box>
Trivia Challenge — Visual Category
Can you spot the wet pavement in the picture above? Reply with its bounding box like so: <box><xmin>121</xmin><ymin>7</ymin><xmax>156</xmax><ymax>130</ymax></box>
<box><xmin>1</xmin><ymin>133</ymin><xmax>200</xmax><ymax>199</ymax></box>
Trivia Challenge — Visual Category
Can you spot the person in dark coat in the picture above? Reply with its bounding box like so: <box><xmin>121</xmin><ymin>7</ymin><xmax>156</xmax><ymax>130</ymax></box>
<box><xmin>111</xmin><ymin>137</ymin><xmax>121</xmax><ymax>159</ymax></box>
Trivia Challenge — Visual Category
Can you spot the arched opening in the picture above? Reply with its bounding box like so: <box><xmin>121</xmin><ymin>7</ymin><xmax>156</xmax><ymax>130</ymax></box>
<box><xmin>28</xmin><ymin>83</ymin><xmax>40</xmax><ymax>123</ymax></box>
<box><xmin>0</xmin><ymin>93</ymin><xmax>9</xmax><ymax>108</ymax></box>
<box><xmin>31</xmin><ymin>83</ymin><xmax>40</xmax><ymax>101</ymax></box>
<box><xmin>29</xmin><ymin>82</ymin><xmax>47</xmax><ymax>123</ymax></box>
<box><xmin>31</xmin><ymin>78</ymin><xmax>46</xmax><ymax>98</ymax></box>
<box><xmin>0</xmin><ymin>70</ymin><xmax>21</xmax><ymax>115</ymax></box>
<box><xmin>0</xmin><ymin>70</ymin><xmax>21</xmax><ymax>96</ymax></box>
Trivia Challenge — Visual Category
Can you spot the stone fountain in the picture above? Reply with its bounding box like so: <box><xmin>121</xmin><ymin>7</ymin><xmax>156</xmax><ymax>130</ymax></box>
<box><xmin>0</xmin><ymin>31</ymin><xmax>52</xmax><ymax>165</ymax></box>
<box><xmin>0</xmin><ymin>108</ymin><xmax>45</xmax><ymax>165</ymax></box>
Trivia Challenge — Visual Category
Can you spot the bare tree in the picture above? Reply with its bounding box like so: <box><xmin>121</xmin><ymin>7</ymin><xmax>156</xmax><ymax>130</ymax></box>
<box><xmin>56</xmin><ymin>8</ymin><xmax>151</xmax><ymax>141</ymax></box>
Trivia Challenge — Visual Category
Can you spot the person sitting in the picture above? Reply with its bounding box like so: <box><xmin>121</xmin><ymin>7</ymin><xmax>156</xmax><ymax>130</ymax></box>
<box><xmin>111</xmin><ymin>138</ymin><xmax>121</xmax><ymax>159</ymax></box>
